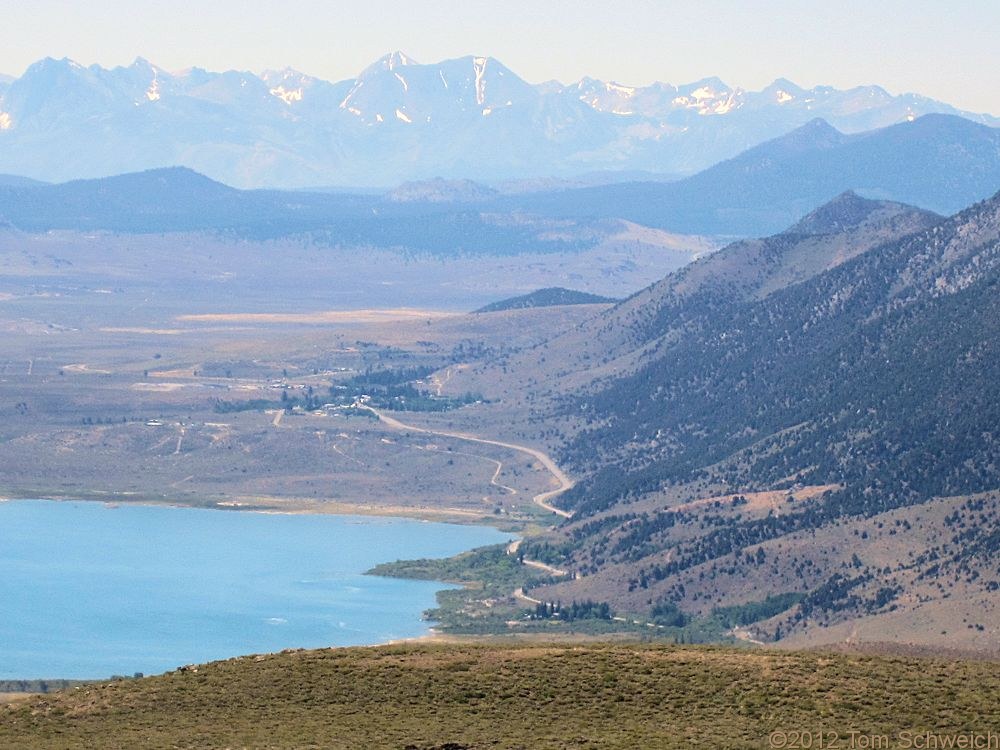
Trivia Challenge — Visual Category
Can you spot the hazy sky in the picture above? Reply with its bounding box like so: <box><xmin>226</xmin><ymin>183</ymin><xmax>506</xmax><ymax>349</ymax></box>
<box><xmin>2</xmin><ymin>0</ymin><xmax>998</xmax><ymax>114</ymax></box>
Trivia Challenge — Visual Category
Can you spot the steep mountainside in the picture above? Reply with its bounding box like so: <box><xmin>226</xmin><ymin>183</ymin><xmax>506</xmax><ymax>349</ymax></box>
<box><xmin>582</xmin><ymin>191</ymin><xmax>943</xmax><ymax>356</ymax></box>
<box><xmin>0</xmin><ymin>53</ymin><xmax>996</xmax><ymax>187</ymax></box>
<box><xmin>451</xmin><ymin>192</ymin><xmax>941</xmax><ymax>399</ymax></box>
<box><xmin>495</xmin><ymin>191</ymin><xmax>1000</xmax><ymax>647</ymax></box>
<box><xmin>558</xmin><ymin>191</ymin><xmax>998</xmax><ymax>509</ymax></box>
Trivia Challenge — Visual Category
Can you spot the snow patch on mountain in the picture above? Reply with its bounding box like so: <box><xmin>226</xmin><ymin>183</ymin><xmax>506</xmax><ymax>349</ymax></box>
<box><xmin>386</xmin><ymin>51</ymin><xmax>414</xmax><ymax>70</ymax></box>
<box><xmin>0</xmin><ymin>52</ymin><xmax>996</xmax><ymax>188</ymax></box>
<box><xmin>473</xmin><ymin>57</ymin><xmax>487</xmax><ymax>105</ymax></box>
<box><xmin>340</xmin><ymin>81</ymin><xmax>362</xmax><ymax>109</ymax></box>
<box><xmin>269</xmin><ymin>85</ymin><xmax>302</xmax><ymax>105</ymax></box>
<box><xmin>607</xmin><ymin>82</ymin><xmax>636</xmax><ymax>96</ymax></box>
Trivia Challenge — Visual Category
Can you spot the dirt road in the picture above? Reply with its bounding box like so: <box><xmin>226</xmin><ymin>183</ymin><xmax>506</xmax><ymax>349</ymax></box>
<box><xmin>359</xmin><ymin>405</ymin><xmax>574</xmax><ymax>519</ymax></box>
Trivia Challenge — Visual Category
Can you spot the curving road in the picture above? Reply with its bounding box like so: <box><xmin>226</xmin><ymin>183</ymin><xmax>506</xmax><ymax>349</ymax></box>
<box><xmin>357</xmin><ymin>404</ymin><xmax>574</xmax><ymax>519</ymax></box>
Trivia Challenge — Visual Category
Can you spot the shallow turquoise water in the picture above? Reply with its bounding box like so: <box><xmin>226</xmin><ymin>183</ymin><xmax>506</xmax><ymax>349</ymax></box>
<box><xmin>0</xmin><ymin>499</ymin><xmax>510</xmax><ymax>679</ymax></box>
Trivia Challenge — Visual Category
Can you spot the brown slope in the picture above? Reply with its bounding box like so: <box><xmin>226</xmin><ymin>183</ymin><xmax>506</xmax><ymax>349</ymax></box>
<box><xmin>448</xmin><ymin>193</ymin><xmax>941</xmax><ymax>406</ymax></box>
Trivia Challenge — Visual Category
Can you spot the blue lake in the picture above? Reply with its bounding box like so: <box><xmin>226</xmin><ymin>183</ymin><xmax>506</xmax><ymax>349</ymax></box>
<box><xmin>0</xmin><ymin>500</ymin><xmax>511</xmax><ymax>679</ymax></box>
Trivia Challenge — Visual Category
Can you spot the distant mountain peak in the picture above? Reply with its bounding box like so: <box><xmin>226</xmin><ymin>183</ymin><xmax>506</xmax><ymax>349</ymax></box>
<box><xmin>901</xmin><ymin>111</ymin><xmax>998</xmax><ymax>133</ymax></box>
<box><xmin>475</xmin><ymin>287</ymin><xmax>617</xmax><ymax>313</ymax></box>
<box><xmin>766</xmin><ymin>117</ymin><xmax>846</xmax><ymax>152</ymax></box>
<box><xmin>800</xmin><ymin>116</ymin><xmax>841</xmax><ymax>133</ymax></box>
<box><xmin>375</xmin><ymin>51</ymin><xmax>418</xmax><ymax>71</ymax></box>
<box><xmin>1</xmin><ymin>54</ymin><xmax>998</xmax><ymax>188</ymax></box>
<box><xmin>786</xmin><ymin>190</ymin><xmax>940</xmax><ymax>235</ymax></box>
<box><xmin>763</xmin><ymin>78</ymin><xmax>806</xmax><ymax>103</ymax></box>
<box><xmin>260</xmin><ymin>68</ymin><xmax>318</xmax><ymax>105</ymax></box>
<box><xmin>679</xmin><ymin>75</ymin><xmax>730</xmax><ymax>92</ymax></box>
<box><xmin>19</xmin><ymin>56</ymin><xmax>83</xmax><ymax>81</ymax></box>
<box><xmin>60</xmin><ymin>165</ymin><xmax>236</xmax><ymax>195</ymax></box>
<box><xmin>767</xmin><ymin>77</ymin><xmax>803</xmax><ymax>90</ymax></box>
<box><xmin>37</xmin><ymin>56</ymin><xmax>84</xmax><ymax>71</ymax></box>
<box><xmin>261</xmin><ymin>66</ymin><xmax>309</xmax><ymax>78</ymax></box>
<box><xmin>787</xmin><ymin>190</ymin><xmax>877</xmax><ymax>234</ymax></box>
<box><xmin>352</xmin><ymin>51</ymin><xmax>419</xmax><ymax>84</ymax></box>
<box><xmin>139</xmin><ymin>165</ymin><xmax>230</xmax><ymax>183</ymax></box>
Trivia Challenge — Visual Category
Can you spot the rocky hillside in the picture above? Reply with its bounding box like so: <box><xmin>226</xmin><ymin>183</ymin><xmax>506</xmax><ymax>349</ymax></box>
<box><xmin>491</xmin><ymin>190</ymin><xmax>1000</xmax><ymax>648</ymax></box>
<box><xmin>451</xmin><ymin>192</ymin><xmax>940</xmax><ymax>401</ymax></box>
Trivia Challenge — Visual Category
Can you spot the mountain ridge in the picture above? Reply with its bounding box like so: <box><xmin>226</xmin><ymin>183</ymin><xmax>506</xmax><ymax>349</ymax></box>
<box><xmin>783</xmin><ymin>190</ymin><xmax>940</xmax><ymax>235</ymax></box>
<box><xmin>474</xmin><ymin>287</ymin><xmax>618</xmax><ymax>314</ymax></box>
<box><xmin>0</xmin><ymin>53</ymin><xmax>996</xmax><ymax>187</ymax></box>
<box><xmin>559</xmin><ymin>187</ymin><xmax>999</xmax><ymax>502</ymax></box>
<box><xmin>508</xmin><ymin>189</ymin><xmax>1000</xmax><ymax>644</ymax></box>
<box><xmin>450</xmin><ymin>191</ymin><xmax>943</xmax><ymax>402</ymax></box>
<box><xmin>1</xmin><ymin>113</ymin><xmax>994</xmax><ymax>241</ymax></box>
<box><xmin>495</xmin><ymin>114</ymin><xmax>1000</xmax><ymax>234</ymax></box>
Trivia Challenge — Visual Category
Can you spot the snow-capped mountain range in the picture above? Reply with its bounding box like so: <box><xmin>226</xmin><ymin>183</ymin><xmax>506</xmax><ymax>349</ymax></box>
<box><xmin>0</xmin><ymin>52</ymin><xmax>996</xmax><ymax>188</ymax></box>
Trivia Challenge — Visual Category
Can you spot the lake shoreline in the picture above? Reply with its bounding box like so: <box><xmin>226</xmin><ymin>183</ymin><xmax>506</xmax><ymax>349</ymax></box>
<box><xmin>0</xmin><ymin>499</ymin><xmax>513</xmax><ymax>682</ymax></box>
<box><xmin>0</xmin><ymin>491</ymin><xmax>525</xmax><ymax>532</ymax></box>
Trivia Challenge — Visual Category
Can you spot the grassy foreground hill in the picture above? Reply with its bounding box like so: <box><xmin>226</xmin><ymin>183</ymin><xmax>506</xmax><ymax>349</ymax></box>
<box><xmin>2</xmin><ymin>643</ymin><xmax>998</xmax><ymax>749</ymax></box>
